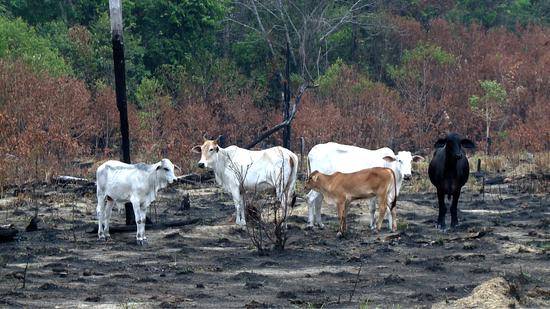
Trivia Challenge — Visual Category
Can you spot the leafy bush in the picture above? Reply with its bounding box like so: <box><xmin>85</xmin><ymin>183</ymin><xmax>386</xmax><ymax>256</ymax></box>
<box><xmin>0</xmin><ymin>17</ymin><xmax>71</xmax><ymax>77</ymax></box>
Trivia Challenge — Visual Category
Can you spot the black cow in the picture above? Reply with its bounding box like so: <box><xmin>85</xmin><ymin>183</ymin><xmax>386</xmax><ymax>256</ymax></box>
<box><xmin>428</xmin><ymin>133</ymin><xmax>475</xmax><ymax>230</ymax></box>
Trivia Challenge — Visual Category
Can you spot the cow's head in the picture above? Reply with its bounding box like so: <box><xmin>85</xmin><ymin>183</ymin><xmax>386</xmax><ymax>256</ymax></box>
<box><xmin>383</xmin><ymin>152</ymin><xmax>424</xmax><ymax>180</ymax></box>
<box><xmin>192</xmin><ymin>134</ymin><xmax>222</xmax><ymax>169</ymax></box>
<box><xmin>435</xmin><ymin>133</ymin><xmax>475</xmax><ymax>160</ymax></box>
<box><xmin>156</xmin><ymin>158</ymin><xmax>177</xmax><ymax>184</ymax></box>
<box><xmin>305</xmin><ymin>170</ymin><xmax>322</xmax><ymax>191</ymax></box>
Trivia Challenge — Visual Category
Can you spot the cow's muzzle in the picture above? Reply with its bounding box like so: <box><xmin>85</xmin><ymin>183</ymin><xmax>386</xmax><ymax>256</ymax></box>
<box><xmin>403</xmin><ymin>175</ymin><xmax>412</xmax><ymax>181</ymax></box>
<box><xmin>197</xmin><ymin>162</ymin><xmax>205</xmax><ymax>169</ymax></box>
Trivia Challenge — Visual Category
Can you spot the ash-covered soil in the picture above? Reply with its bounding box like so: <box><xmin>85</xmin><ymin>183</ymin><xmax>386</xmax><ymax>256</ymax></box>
<box><xmin>0</xmin><ymin>176</ymin><xmax>548</xmax><ymax>308</ymax></box>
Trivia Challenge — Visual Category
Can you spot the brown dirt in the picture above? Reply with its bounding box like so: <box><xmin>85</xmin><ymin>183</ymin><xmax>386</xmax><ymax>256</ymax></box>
<box><xmin>0</xmin><ymin>176</ymin><xmax>548</xmax><ymax>308</ymax></box>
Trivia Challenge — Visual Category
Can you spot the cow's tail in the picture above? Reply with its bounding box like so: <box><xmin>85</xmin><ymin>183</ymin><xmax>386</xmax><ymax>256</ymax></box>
<box><xmin>284</xmin><ymin>154</ymin><xmax>298</xmax><ymax>208</ymax></box>
<box><xmin>389</xmin><ymin>168</ymin><xmax>397</xmax><ymax>211</ymax></box>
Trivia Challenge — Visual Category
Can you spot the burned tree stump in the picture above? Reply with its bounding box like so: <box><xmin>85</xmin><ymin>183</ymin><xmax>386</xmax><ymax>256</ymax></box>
<box><xmin>0</xmin><ymin>225</ymin><xmax>18</xmax><ymax>242</ymax></box>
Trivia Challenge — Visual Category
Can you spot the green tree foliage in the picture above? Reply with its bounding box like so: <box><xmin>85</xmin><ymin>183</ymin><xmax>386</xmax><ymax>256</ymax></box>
<box><xmin>469</xmin><ymin>80</ymin><xmax>508</xmax><ymax>154</ymax></box>
<box><xmin>388</xmin><ymin>44</ymin><xmax>455</xmax><ymax>82</ymax></box>
<box><xmin>447</xmin><ymin>0</ymin><xmax>549</xmax><ymax>28</ymax></box>
<box><xmin>136</xmin><ymin>76</ymin><xmax>163</xmax><ymax>109</ymax></box>
<box><xmin>129</xmin><ymin>0</ymin><xmax>227</xmax><ymax>71</ymax></box>
<box><xmin>88</xmin><ymin>12</ymin><xmax>147</xmax><ymax>97</ymax></box>
<box><xmin>0</xmin><ymin>16</ymin><xmax>71</xmax><ymax>76</ymax></box>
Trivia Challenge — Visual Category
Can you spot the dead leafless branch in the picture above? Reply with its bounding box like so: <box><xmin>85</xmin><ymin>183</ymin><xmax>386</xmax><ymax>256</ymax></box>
<box><xmin>245</xmin><ymin>83</ymin><xmax>317</xmax><ymax>149</ymax></box>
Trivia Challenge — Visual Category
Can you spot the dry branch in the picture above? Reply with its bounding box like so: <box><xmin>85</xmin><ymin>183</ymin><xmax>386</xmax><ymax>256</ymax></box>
<box><xmin>175</xmin><ymin>171</ymin><xmax>214</xmax><ymax>185</ymax></box>
<box><xmin>245</xmin><ymin>83</ymin><xmax>317</xmax><ymax>149</ymax></box>
<box><xmin>53</xmin><ymin>176</ymin><xmax>95</xmax><ymax>185</ymax></box>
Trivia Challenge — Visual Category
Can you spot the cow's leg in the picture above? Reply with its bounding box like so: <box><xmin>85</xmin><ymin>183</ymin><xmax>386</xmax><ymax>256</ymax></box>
<box><xmin>450</xmin><ymin>191</ymin><xmax>460</xmax><ymax>228</ymax></box>
<box><xmin>139</xmin><ymin>202</ymin><xmax>150</xmax><ymax>243</ymax></box>
<box><xmin>306</xmin><ymin>190</ymin><xmax>318</xmax><ymax>228</ymax></box>
<box><xmin>131</xmin><ymin>199</ymin><xmax>145</xmax><ymax>245</ymax></box>
<box><xmin>336</xmin><ymin>199</ymin><xmax>347</xmax><ymax>238</ymax></box>
<box><xmin>96</xmin><ymin>195</ymin><xmax>106</xmax><ymax>240</ymax></box>
<box><xmin>231</xmin><ymin>189</ymin><xmax>246</xmax><ymax>226</ymax></box>
<box><xmin>376</xmin><ymin>194</ymin><xmax>388</xmax><ymax>232</ymax></box>
<box><xmin>369</xmin><ymin>198</ymin><xmax>377</xmax><ymax>230</ymax></box>
<box><xmin>306</xmin><ymin>190</ymin><xmax>324</xmax><ymax>229</ymax></box>
<box><xmin>390</xmin><ymin>205</ymin><xmax>397</xmax><ymax>232</ymax></box>
<box><xmin>436</xmin><ymin>188</ymin><xmax>447</xmax><ymax>230</ymax></box>
<box><xmin>277</xmin><ymin>189</ymin><xmax>290</xmax><ymax>230</ymax></box>
<box><xmin>238</xmin><ymin>199</ymin><xmax>246</xmax><ymax>226</ymax></box>
<box><xmin>313</xmin><ymin>192</ymin><xmax>324</xmax><ymax>229</ymax></box>
<box><xmin>103</xmin><ymin>199</ymin><xmax>115</xmax><ymax>240</ymax></box>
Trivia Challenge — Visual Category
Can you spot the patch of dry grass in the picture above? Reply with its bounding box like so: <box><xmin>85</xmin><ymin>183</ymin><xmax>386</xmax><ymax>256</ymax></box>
<box><xmin>432</xmin><ymin>277</ymin><xmax>519</xmax><ymax>309</ymax></box>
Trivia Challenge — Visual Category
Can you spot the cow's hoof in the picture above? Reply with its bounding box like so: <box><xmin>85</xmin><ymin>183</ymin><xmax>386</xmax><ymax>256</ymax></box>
<box><xmin>436</xmin><ymin>224</ymin><xmax>448</xmax><ymax>232</ymax></box>
<box><xmin>336</xmin><ymin>231</ymin><xmax>346</xmax><ymax>238</ymax></box>
<box><xmin>451</xmin><ymin>221</ymin><xmax>458</xmax><ymax>228</ymax></box>
<box><xmin>98</xmin><ymin>235</ymin><xmax>106</xmax><ymax>242</ymax></box>
<box><xmin>105</xmin><ymin>235</ymin><xmax>112</xmax><ymax>242</ymax></box>
<box><xmin>136</xmin><ymin>239</ymin><xmax>148</xmax><ymax>246</ymax></box>
<box><xmin>315</xmin><ymin>223</ymin><xmax>325</xmax><ymax>229</ymax></box>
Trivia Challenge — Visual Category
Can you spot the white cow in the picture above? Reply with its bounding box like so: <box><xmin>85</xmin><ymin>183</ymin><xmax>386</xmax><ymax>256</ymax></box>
<box><xmin>192</xmin><ymin>136</ymin><xmax>298</xmax><ymax>226</ymax></box>
<box><xmin>306</xmin><ymin>142</ymin><xmax>423</xmax><ymax>229</ymax></box>
<box><xmin>96</xmin><ymin>158</ymin><xmax>177</xmax><ymax>245</ymax></box>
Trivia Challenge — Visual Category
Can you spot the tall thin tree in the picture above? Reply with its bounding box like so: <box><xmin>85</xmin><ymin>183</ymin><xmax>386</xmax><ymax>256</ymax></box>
<box><xmin>109</xmin><ymin>0</ymin><xmax>133</xmax><ymax>225</ymax></box>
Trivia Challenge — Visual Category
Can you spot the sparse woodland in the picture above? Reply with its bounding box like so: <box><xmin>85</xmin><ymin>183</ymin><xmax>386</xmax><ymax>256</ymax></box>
<box><xmin>0</xmin><ymin>0</ymin><xmax>549</xmax><ymax>185</ymax></box>
<box><xmin>0</xmin><ymin>2</ymin><xmax>549</xmax><ymax>307</ymax></box>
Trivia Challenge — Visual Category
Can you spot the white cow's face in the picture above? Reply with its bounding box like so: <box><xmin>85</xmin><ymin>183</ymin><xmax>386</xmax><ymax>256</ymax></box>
<box><xmin>192</xmin><ymin>139</ymin><xmax>220</xmax><ymax>169</ymax></box>
<box><xmin>158</xmin><ymin>158</ymin><xmax>177</xmax><ymax>184</ymax></box>
<box><xmin>384</xmin><ymin>151</ymin><xmax>424</xmax><ymax>180</ymax></box>
<box><xmin>383</xmin><ymin>151</ymin><xmax>424</xmax><ymax>180</ymax></box>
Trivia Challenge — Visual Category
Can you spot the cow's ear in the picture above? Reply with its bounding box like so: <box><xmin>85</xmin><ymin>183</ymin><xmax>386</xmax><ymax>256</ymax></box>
<box><xmin>434</xmin><ymin>138</ymin><xmax>447</xmax><ymax>148</ymax></box>
<box><xmin>191</xmin><ymin>145</ymin><xmax>202</xmax><ymax>154</ymax></box>
<box><xmin>311</xmin><ymin>174</ymin><xmax>318</xmax><ymax>182</ymax></box>
<box><xmin>412</xmin><ymin>155</ymin><xmax>424</xmax><ymax>162</ymax></box>
<box><xmin>461</xmin><ymin>139</ymin><xmax>476</xmax><ymax>149</ymax></box>
<box><xmin>383</xmin><ymin>156</ymin><xmax>396</xmax><ymax>163</ymax></box>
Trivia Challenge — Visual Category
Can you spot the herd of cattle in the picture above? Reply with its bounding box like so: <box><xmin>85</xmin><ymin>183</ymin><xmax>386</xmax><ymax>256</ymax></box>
<box><xmin>96</xmin><ymin>132</ymin><xmax>476</xmax><ymax>245</ymax></box>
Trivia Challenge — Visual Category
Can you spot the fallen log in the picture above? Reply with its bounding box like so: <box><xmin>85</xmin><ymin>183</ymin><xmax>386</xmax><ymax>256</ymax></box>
<box><xmin>449</xmin><ymin>228</ymin><xmax>492</xmax><ymax>241</ymax></box>
<box><xmin>86</xmin><ymin>218</ymin><xmax>200</xmax><ymax>234</ymax></box>
<box><xmin>54</xmin><ymin>176</ymin><xmax>94</xmax><ymax>184</ymax></box>
<box><xmin>175</xmin><ymin>171</ymin><xmax>214</xmax><ymax>185</ymax></box>
<box><xmin>0</xmin><ymin>224</ymin><xmax>18</xmax><ymax>242</ymax></box>
<box><xmin>484</xmin><ymin>175</ymin><xmax>505</xmax><ymax>185</ymax></box>
<box><xmin>54</xmin><ymin>171</ymin><xmax>215</xmax><ymax>187</ymax></box>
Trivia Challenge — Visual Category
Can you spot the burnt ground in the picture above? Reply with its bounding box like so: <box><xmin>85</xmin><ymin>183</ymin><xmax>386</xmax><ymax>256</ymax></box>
<box><xmin>0</xmin><ymin>176</ymin><xmax>548</xmax><ymax>308</ymax></box>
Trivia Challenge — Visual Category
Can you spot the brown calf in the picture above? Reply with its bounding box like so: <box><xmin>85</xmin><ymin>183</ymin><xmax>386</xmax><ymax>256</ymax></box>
<box><xmin>305</xmin><ymin>167</ymin><xmax>397</xmax><ymax>237</ymax></box>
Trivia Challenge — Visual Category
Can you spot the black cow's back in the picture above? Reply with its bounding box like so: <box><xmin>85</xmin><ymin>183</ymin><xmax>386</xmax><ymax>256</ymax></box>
<box><xmin>428</xmin><ymin>145</ymin><xmax>470</xmax><ymax>195</ymax></box>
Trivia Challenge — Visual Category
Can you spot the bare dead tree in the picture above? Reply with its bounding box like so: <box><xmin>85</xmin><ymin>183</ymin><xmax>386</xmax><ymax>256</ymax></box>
<box><xmin>229</xmin><ymin>1</ymin><xmax>383</xmax><ymax>150</ymax></box>
<box><xmin>224</xmin><ymin>150</ymin><xmax>292</xmax><ymax>252</ymax></box>
<box><xmin>229</xmin><ymin>0</ymin><xmax>379</xmax><ymax>79</ymax></box>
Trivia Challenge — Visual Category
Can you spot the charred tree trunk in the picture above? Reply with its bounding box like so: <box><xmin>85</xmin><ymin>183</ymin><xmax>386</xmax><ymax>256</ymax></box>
<box><xmin>282</xmin><ymin>42</ymin><xmax>291</xmax><ymax>150</ymax></box>
<box><xmin>109</xmin><ymin>0</ymin><xmax>133</xmax><ymax>225</ymax></box>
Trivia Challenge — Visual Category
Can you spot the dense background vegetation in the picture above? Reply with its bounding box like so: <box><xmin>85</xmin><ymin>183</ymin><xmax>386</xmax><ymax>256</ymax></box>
<box><xmin>0</xmin><ymin>0</ymin><xmax>548</xmax><ymax>184</ymax></box>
